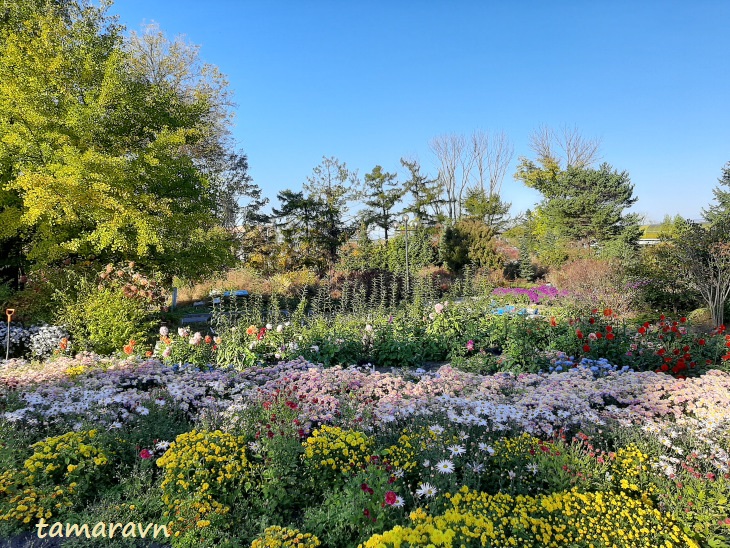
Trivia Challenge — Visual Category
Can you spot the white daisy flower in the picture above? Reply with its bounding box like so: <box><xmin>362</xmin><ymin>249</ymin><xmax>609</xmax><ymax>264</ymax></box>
<box><xmin>392</xmin><ymin>495</ymin><xmax>405</xmax><ymax>508</ymax></box>
<box><xmin>526</xmin><ymin>462</ymin><xmax>539</xmax><ymax>475</ymax></box>
<box><xmin>435</xmin><ymin>459</ymin><xmax>455</xmax><ymax>474</ymax></box>
<box><xmin>415</xmin><ymin>483</ymin><xmax>438</xmax><ymax>498</ymax></box>
<box><xmin>508</xmin><ymin>470</ymin><xmax>516</xmax><ymax>480</ymax></box>
<box><xmin>479</xmin><ymin>442</ymin><xmax>495</xmax><ymax>455</ymax></box>
<box><xmin>422</xmin><ymin>459</ymin><xmax>430</xmax><ymax>468</ymax></box>
<box><xmin>448</xmin><ymin>444</ymin><xmax>466</xmax><ymax>457</ymax></box>
<box><xmin>429</xmin><ymin>425</ymin><xmax>444</xmax><ymax>435</ymax></box>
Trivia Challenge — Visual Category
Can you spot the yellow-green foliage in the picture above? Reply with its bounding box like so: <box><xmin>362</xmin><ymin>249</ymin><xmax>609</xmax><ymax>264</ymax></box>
<box><xmin>157</xmin><ymin>430</ymin><xmax>255</xmax><ymax>538</ymax></box>
<box><xmin>251</xmin><ymin>526</ymin><xmax>321</xmax><ymax>548</ymax></box>
<box><xmin>0</xmin><ymin>430</ymin><xmax>109</xmax><ymax>524</ymax></box>
<box><xmin>302</xmin><ymin>425</ymin><xmax>374</xmax><ymax>475</ymax></box>
<box><xmin>361</xmin><ymin>486</ymin><xmax>698</xmax><ymax>548</ymax></box>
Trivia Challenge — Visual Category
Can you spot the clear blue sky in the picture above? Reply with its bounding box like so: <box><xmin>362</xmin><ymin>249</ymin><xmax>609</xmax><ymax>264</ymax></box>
<box><xmin>110</xmin><ymin>1</ymin><xmax>730</xmax><ymax>224</ymax></box>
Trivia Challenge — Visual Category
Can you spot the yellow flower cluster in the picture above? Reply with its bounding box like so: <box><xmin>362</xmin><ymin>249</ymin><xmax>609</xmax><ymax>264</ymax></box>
<box><xmin>494</xmin><ymin>432</ymin><xmax>547</xmax><ymax>458</ymax></box>
<box><xmin>610</xmin><ymin>444</ymin><xmax>657</xmax><ymax>497</ymax></box>
<box><xmin>302</xmin><ymin>425</ymin><xmax>374</xmax><ymax>474</ymax></box>
<box><xmin>65</xmin><ymin>365</ymin><xmax>87</xmax><ymax>378</ymax></box>
<box><xmin>1</xmin><ymin>430</ymin><xmax>106</xmax><ymax>524</ymax></box>
<box><xmin>361</xmin><ymin>486</ymin><xmax>698</xmax><ymax>548</ymax></box>
<box><xmin>157</xmin><ymin>430</ymin><xmax>253</xmax><ymax>537</ymax></box>
<box><xmin>251</xmin><ymin>525</ymin><xmax>321</xmax><ymax>547</ymax></box>
<box><xmin>385</xmin><ymin>427</ymin><xmax>462</xmax><ymax>473</ymax></box>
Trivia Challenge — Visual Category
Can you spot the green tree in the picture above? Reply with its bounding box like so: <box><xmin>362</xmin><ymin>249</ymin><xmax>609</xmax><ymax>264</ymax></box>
<box><xmin>361</xmin><ymin>165</ymin><xmax>403</xmax><ymax>241</ymax></box>
<box><xmin>524</xmin><ymin>163</ymin><xmax>640</xmax><ymax>247</ymax></box>
<box><xmin>0</xmin><ymin>1</ymin><xmax>240</xmax><ymax>282</ymax></box>
<box><xmin>272</xmin><ymin>190</ymin><xmax>324</xmax><ymax>271</ymax></box>
<box><xmin>702</xmin><ymin>161</ymin><xmax>730</xmax><ymax>224</ymax></box>
<box><xmin>673</xmin><ymin>218</ymin><xmax>730</xmax><ymax>327</ymax></box>
<box><xmin>400</xmin><ymin>158</ymin><xmax>444</xmax><ymax>228</ymax></box>
<box><xmin>463</xmin><ymin>187</ymin><xmax>511</xmax><ymax>233</ymax></box>
<box><xmin>519</xmin><ymin>239</ymin><xmax>535</xmax><ymax>281</ymax></box>
<box><xmin>303</xmin><ymin>157</ymin><xmax>359</xmax><ymax>271</ymax></box>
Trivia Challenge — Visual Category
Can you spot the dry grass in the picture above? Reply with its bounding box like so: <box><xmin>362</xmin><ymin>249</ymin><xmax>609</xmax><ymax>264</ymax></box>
<box><xmin>173</xmin><ymin>267</ymin><xmax>320</xmax><ymax>305</ymax></box>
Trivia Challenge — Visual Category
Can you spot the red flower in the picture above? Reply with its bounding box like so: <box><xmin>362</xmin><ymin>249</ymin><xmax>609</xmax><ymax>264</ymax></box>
<box><xmin>591</xmin><ymin>308</ymin><xmax>598</xmax><ymax>314</ymax></box>
<box><xmin>576</xmin><ymin>330</ymin><xmax>584</xmax><ymax>339</ymax></box>
<box><xmin>589</xmin><ymin>318</ymin><xmax>595</xmax><ymax>324</ymax></box>
<box><xmin>605</xmin><ymin>325</ymin><xmax>613</xmax><ymax>333</ymax></box>
<box><xmin>139</xmin><ymin>449</ymin><xmax>152</xmax><ymax>459</ymax></box>
<box><xmin>658</xmin><ymin>348</ymin><xmax>666</xmax><ymax>356</ymax></box>
<box><xmin>680</xmin><ymin>317</ymin><xmax>687</xmax><ymax>323</ymax></box>
<box><xmin>638</xmin><ymin>327</ymin><xmax>646</xmax><ymax>335</ymax></box>
<box><xmin>583</xmin><ymin>344</ymin><xmax>591</xmax><ymax>352</ymax></box>
<box><xmin>603</xmin><ymin>308</ymin><xmax>612</xmax><ymax>317</ymax></box>
<box><xmin>257</xmin><ymin>327</ymin><xmax>267</xmax><ymax>340</ymax></box>
<box><xmin>550</xmin><ymin>317</ymin><xmax>557</xmax><ymax>327</ymax></box>
<box><xmin>384</xmin><ymin>491</ymin><xmax>397</xmax><ymax>505</ymax></box>
<box><xmin>673</xmin><ymin>349</ymin><xmax>680</xmax><ymax>355</ymax></box>
<box><xmin>205</xmin><ymin>335</ymin><xmax>212</xmax><ymax>344</ymax></box>
<box><xmin>660</xmin><ymin>364</ymin><xmax>669</xmax><ymax>372</ymax></box>
<box><xmin>660</xmin><ymin>314</ymin><xmax>666</xmax><ymax>320</ymax></box>
<box><xmin>596</xmin><ymin>332</ymin><xmax>603</xmax><ymax>339</ymax></box>
<box><xmin>698</xmin><ymin>339</ymin><xmax>706</xmax><ymax>346</ymax></box>
<box><xmin>606</xmin><ymin>333</ymin><xmax>615</xmax><ymax>341</ymax></box>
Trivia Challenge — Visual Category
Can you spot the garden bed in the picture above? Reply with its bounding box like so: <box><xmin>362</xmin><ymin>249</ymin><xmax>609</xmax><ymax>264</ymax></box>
<box><xmin>1</xmin><ymin>352</ymin><xmax>728</xmax><ymax>547</ymax></box>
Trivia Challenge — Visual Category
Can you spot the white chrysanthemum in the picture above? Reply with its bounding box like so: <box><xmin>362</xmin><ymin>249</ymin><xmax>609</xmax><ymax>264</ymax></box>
<box><xmin>526</xmin><ymin>462</ymin><xmax>539</xmax><ymax>475</ymax></box>
<box><xmin>435</xmin><ymin>459</ymin><xmax>455</xmax><ymax>474</ymax></box>
<box><xmin>429</xmin><ymin>425</ymin><xmax>444</xmax><ymax>435</ymax></box>
<box><xmin>415</xmin><ymin>483</ymin><xmax>437</xmax><ymax>498</ymax></box>
<box><xmin>448</xmin><ymin>444</ymin><xmax>466</xmax><ymax>457</ymax></box>
<box><xmin>392</xmin><ymin>495</ymin><xmax>405</xmax><ymax>508</ymax></box>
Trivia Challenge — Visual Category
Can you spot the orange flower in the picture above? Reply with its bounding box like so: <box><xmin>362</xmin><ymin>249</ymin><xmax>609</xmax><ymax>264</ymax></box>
<box><xmin>59</xmin><ymin>337</ymin><xmax>68</xmax><ymax>351</ymax></box>
<box><xmin>145</xmin><ymin>351</ymin><xmax>152</xmax><ymax>357</ymax></box>
<box><xmin>246</xmin><ymin>325</ymin><xmax>258</xmax><ymax>336</ymax></box>
<box><xmin>123</xmin><ymin>344</ymin><xmax>134</xmax><ymax>355</ymax></box>
<box><xmin>603</xmin><ymin>308</ymin><xmax>612</xmax><ymax>317</ymax></box>
<box><xmin>205</xmin><ymin>335</ymin><xmax>212</xmax><ymax>344</ymax></box>
<box><xmin>550</xmin><ymin>317</ymin><xmax>557</xmax><ymax>327</ymax></box>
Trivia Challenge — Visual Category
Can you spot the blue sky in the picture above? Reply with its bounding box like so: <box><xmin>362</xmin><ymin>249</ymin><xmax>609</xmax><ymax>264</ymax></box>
<box><xmin>110</xmin><ymin>1</ymin><xmax>730</xmax><ymax>224</ymax></box>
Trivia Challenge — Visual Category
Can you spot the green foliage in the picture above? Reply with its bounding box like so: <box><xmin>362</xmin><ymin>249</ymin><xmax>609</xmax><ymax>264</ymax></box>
<box><xmin>0</xmin><ymin>2</ymin><xmax>239</xmax><ymax>282</ymax></box>
<box><xmin>361</xmin><ymin>165</ymin><xmax>404</xmax><ymax>242</ymax></box>
<box><xmin>56</xmin><ymin>266</ymin><xmax>160</xmax><ymax>355</ymax></box>
<box><xmin>518</xmin><ymin>239</ymin><xmax>535</xmax><ymax>281</ymax></box>
<box><xmin>400</xmin><ymin>158</ymin><xmax>444</xmax><ymax>228</ymax></box>
<box><xmin>439</xmin><ymin>220</ymin><xmax>499</xmax><ymax>273</ymax></box>
<box><xmin>702</xmin><ymin>161</ymin><xmax>730</xmax><ymax>224</ymax></box>
<box><xmin>672</xmin><ymin>217</ymin><xmax>730</xmax><ymax>327</ymax></box>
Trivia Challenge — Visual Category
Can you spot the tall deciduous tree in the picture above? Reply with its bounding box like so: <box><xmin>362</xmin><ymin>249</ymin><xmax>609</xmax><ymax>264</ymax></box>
<box><xmin>673</xmin><ymin>218</ymin><xmax>730</xmax><ymax>327</ymax></box>
<box><xmin>361</xmin><ymin>165</ymin><xmax>403</xmax><ymax>241</ymax></box>
<box><xmin>0</xmin><ymin>1</ymin><xmax>242</xmax><ymax>282</ymax></box>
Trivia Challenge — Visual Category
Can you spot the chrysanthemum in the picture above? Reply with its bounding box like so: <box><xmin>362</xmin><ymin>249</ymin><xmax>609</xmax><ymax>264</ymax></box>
<box><xmin>448</xmin><ymin>444</ymin><xmax>466</xmax><ymax>457</ymax></box>
<box><xmin>435</xmin><ymin>459</ymin><xmax>455</xmax><ymax>474</ymax></box>
<box><xmin>415</xmin><ymin>482</ymin><xmax>438</xmax><ymax>498</ymax></box>
<box><xmin>429</xmin><ymin>425</ymin><xmax>444</xmax><ymax>435</ymax></box>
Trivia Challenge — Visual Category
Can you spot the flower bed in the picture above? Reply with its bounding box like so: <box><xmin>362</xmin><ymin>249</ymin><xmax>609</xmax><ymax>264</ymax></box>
<box><xmin>1</xmin><ymin>354</ymin><xmax>728</xmax><ymax>547</ymax></box>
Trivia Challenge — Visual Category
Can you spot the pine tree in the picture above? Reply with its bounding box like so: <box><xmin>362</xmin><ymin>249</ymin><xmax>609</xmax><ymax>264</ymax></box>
<box><xmin>703</xmin><ymin>162</ymin><xmax>730</xmax><ymax>224</ymax></box>
<box><xmin>519</xmin><ymin>239</ymin><xmax>535</xmax><ymax>281</ymax></box>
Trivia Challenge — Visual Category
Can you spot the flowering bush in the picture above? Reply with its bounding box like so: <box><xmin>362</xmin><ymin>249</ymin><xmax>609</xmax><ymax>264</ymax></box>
<box><xmin>0</xmin><ymin>430</ymin><xmax>111</xmax><ymax>524</ymax></box>
<box><xmin>302</xmin><ymin>425</ymin><xmax>374</xmax><ymax>480</ymax></box>
<box><xmin>251</xmin><ymin>526</ymin><xmax>321</xmax><ymax>548</ymax></box>
<box><xmin>156</xmin><ymin>429</ymin><xmax>257</xmax><ymax>540</ymax></box>
<box><xmin>362</xmin><ymin>485</ymin><xmax>699</xmax><ymax>547</ymax></box>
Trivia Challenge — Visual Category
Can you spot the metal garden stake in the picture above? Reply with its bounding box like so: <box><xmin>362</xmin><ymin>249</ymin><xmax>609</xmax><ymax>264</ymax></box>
<box><xmin>5</xmin><ymin>309</ymin><xmax>15</xmax><ymax>361</ymax></box>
